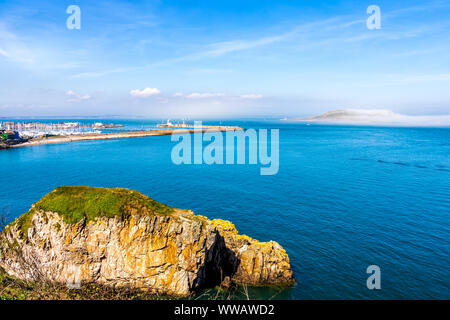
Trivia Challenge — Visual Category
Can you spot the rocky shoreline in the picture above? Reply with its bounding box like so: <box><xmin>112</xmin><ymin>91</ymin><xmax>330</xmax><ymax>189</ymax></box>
<box><xmin>0</xmin><ymin>187</ymin><xmax>294</xmax><ymax>297</ymax></box>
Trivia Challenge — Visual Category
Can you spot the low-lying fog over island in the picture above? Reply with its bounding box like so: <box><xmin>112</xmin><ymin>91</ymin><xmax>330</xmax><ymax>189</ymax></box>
<box><xmin>287</xmin><ymin>109</ymin><xmax>450</xmax><ymax>127</ymax></box>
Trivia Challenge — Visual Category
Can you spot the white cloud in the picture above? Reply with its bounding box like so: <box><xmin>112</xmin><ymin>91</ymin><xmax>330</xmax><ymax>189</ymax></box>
<box><xmin>130</xmin><ymin>87</ymin><xmax>161</xmax><ymax>97</ymax></box>
<box><xmin>66</xmin><ymin>90</ymin><xmax>91</xmax><ymax>103</ymax></box>
<box><xmin>174</xmin><ymin>92</ymin><xmax>225</xmax><ymax>99</ymax></box>
<box><xmin>240</xmin><ymin>94</ymin><xmax>263</xmax><ymax>99</ymax></box>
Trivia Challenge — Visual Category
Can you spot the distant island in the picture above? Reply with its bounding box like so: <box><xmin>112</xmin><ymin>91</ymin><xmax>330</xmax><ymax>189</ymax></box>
<box><xmin>285</xmin><ymin>109</ymin><xmax>450</xmax><ymax>127</ymax></box>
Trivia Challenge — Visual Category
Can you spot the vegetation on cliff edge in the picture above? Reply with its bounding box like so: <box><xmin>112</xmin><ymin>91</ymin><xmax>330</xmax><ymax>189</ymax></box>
<box><xmin>11</xmin><ymin>186</ymin><xmax>175</xmax><ymax>238</ymax></box>
<box><xmin>0</xmin><ymin>266</ymin><xmax>285</xmax><ymax>300</ymax></box>
<box><xmin>0</xmin><ymin>266</ymin><xmax>174</xmax><ymax>300</ymax></box>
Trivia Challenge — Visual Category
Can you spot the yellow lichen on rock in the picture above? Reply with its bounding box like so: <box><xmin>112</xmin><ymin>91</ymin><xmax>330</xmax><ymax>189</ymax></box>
<box><xmin>0</xmin><ymin>187</ymin><xmax>294</xmax><ymax>296</ymax></box>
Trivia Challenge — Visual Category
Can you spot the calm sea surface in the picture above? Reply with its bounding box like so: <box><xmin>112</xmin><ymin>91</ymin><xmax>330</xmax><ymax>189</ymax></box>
<box><xmin>1</xmin><ymin>119</ymin><xmax>449</xmax><ymax>299</ymax></box>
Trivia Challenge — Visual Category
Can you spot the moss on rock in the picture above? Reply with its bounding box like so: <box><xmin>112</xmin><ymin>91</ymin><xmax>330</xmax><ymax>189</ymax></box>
<box><xmin>1</xmin><ymin>186</ymin><xmax>294</xmax><ymax>295</ymax></box>
<box><xmin>12</xmin><ymin>186</ymin><xmax>175</xmax><ymax>239</ymax></box>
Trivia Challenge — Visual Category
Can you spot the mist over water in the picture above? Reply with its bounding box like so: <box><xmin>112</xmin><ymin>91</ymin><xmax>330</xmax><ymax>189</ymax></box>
<box><xmin>296</xmin><ymin>109</ymin><xmax>450</xmax><ymax>127</ymax></box>
<box><xmin>1</xmin><ymin>120</ymin><xmax>449</xmax><ymax>299</ymax></box>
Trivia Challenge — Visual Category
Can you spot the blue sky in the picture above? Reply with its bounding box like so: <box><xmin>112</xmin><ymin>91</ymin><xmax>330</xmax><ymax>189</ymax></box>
<box><xmin>0</xmin><ymin>0</ymin><xmax>450</xmax><ymax>118</ymax></box>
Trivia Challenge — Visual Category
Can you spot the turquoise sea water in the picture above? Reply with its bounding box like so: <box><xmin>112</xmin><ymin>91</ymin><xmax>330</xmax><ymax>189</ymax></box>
<box><xmin>1</xmin><ymin>119</ymin><xmax>449</xmax><ymax>299</ymax></box>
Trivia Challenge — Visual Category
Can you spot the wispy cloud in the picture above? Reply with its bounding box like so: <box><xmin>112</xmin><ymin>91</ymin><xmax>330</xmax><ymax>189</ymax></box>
<box><xmin>384</xmin><ymin>1</ymin><xmax>450</xmax><ymax>19</ymax></box>
<box><xmin>174</xmin><ymin>92</ymin><xmax>225</xmax><ymax>99</ymax></box>
<box><xmin>240</xmin><ymin>94</ymin><xmax>263</xmax><ymax>99</ymax></box>
<box><xmin>0</xmin><ymin>23</ymin><xmax>34</xmax><ymax>64</ymax></box>
<box><xmin>199</xmin><ymin>17</ymin><xmax>349</xmax><ymax>58</ymax></box>
<box><xmin>0</xmin><ymin>23</ymin><xmax>86</xmax><ymax>72</ymax></box>
<box><xmin>143</xmin><ymin>18</ymin><xmax>344</xmax><ymax>69</ymax></box>
<box><xmin>391</xmin><ymin>47</ymin><xmax>444</xmax><ymax>57</ymax></box>
<box><xmin>173</xmin><ymin>92</ymin><xmax>263</xmax><ymax>99</ymax></box>
<box><xmin>203</xmin><ymin>34</ymin><xmax>291</xmax><ymax>57</ymax></box>
<box><xmin>143</xmin><ymin>7</ymin><xmax>435</xmax><ymax>70</ymax></box>
<box><xmin>358</xmin><ymin>73</ymin><xmax>450</xmax><ymax>88</ymax></box>
<box><xmin>399</xmin><ymin>74</ymin><xmax>450</xmax><ymax>83</ymax></box>
<box><xmin>66</xmin><ymin>90</ymin><xmax>91</xmax><ymax>103</ymax></box>
<box><xmin>1</xmin><ymin>1</ymin><xmax>450</xmax><ymax>117</ymax></box>
<box><xmin>69</xmin><ymin>68</ymin><xmax>129</xmax><ymax>79</ymax></box>
<box><xmin>0</xmin><ymin>49</ymin><xmax>9</xmax><ymax>57</ymax></box>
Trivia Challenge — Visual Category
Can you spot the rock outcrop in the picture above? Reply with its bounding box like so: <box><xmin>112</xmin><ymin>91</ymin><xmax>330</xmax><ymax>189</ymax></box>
<box><xmin>0</xmin><ymin>187</ymin><xmax>293</xmax><ymax>296</ymax></box>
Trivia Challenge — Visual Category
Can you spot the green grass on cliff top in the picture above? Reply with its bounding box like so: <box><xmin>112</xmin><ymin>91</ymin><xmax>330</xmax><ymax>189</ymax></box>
<box><xmin>16</xmin><ymin>186</ymin><xmax>175</xmax><ymax>230</ymax></box>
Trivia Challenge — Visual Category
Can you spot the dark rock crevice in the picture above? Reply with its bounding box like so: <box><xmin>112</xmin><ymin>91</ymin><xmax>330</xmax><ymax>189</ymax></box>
<box><xmin>192</xmin><ymin>230</ymin><xmax>239</xmax><ymax>292</ymax></box>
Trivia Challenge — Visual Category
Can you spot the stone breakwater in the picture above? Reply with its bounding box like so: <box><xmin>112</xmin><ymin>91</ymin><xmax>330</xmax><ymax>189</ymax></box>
<box><xmin>0</xmin><ymin>187</ymin><xmax>293</xmax><ymax>296</ymax></box>
<box><xmin>8</xmin><ymin>126</ymin><xmax>244</xmax><ymax>149</ymax></box>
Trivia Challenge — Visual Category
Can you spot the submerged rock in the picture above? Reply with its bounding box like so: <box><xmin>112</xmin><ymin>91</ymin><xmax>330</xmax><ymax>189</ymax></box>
<box><xmin>0</xmin><ymin>186</ymin><xmax>293</xmax><ymax>296</ymax></box>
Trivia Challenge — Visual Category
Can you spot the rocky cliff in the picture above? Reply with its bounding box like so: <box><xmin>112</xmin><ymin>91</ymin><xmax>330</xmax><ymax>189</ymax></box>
<box><xmin>0</xmin><ymin>187</ymin><xmax>293</xmax><ymax>296</ymax></box>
